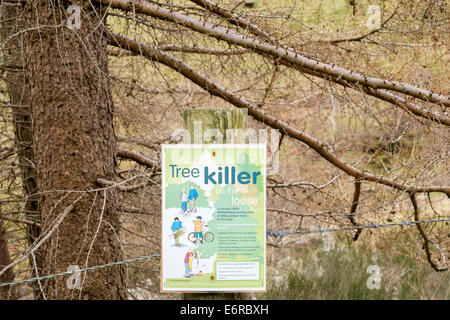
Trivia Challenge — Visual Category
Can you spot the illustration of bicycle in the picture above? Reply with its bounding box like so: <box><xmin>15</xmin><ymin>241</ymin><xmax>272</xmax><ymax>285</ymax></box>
<box><xmin>187</xmin><ymin>226</ymin><xmax>214</xmax><ymax>243</ymax></box>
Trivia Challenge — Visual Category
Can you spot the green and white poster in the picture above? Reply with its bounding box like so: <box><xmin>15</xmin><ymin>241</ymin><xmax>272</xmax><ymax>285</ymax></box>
<box><xmin>161</xmin><ymin>144</ymin><xmax>266</xmax><ymax>292</ymax></box>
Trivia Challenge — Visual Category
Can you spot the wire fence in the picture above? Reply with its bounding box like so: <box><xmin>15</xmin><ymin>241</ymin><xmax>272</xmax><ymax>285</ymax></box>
<box><xmin>0</xmin><ymin>217</ymin><xmax>448</xmax><ymax>288</ymax></box>
<box><xmin>266</xmin><ymin>217</ymin><xmax>450</xmax><ymax>238</ymax></box>
<box><xmin>0</xmin><ymin>254</ymin><xmax>161</xmax><ymax>288</ymax></box>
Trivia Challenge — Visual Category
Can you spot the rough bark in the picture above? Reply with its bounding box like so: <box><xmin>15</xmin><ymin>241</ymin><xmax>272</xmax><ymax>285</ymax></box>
<box><xmin>1</xmin><ymin>1</ymin><xmax>42</xmax><ymax>299</ymax></box>
<box><xmin>25</xmin><ymin>1</ymin><xmax>126</xmax><ymax>299</ymax></box>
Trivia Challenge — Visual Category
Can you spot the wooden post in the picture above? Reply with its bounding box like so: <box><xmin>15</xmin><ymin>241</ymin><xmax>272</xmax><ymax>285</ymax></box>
<box><xmin>183</xmin><ymin>108</ymin><xmax>248</xmax><ymax>144</ymax></box>
<box><xmin>183</xmin><ymin>108</ymin><xmax>248</xmax><ymax>300</ymax></box>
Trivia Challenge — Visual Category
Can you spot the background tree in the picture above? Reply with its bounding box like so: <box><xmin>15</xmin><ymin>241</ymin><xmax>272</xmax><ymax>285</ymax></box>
<box><xmin>1</xmin><ymin>2</ymin><xmax>41</xmax><ymax>298</ymax></box>
<box><xmin>0</xmin><ymin>0</ymin><xmax>448</xmax><ymax>300</ymax></box>
<box><xmin>0</xmin><ymin>1</ymin><xmax>126</xmax><ymax>299</ymax></box>
<box><xmin>0</xmin><ymin>207</ymin><xmax>15</xmax><ymax>299</ymax></box>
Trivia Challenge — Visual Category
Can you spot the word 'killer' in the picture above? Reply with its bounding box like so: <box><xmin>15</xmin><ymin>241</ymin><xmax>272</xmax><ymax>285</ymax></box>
<box><xmin>169</xmin><ymin>165</ymin><xmax>261</xmax><ymax>185</ymax></box>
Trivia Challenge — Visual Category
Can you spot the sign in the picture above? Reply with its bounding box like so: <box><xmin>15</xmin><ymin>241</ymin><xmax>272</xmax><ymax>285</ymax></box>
<box><xmin>161</xmin><ymin>144</ymin><xmax>266</xmax><ymax>292</ymax></box>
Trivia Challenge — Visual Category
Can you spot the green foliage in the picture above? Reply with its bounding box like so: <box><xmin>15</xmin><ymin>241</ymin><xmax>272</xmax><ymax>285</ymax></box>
<box><xmin>261</xmin><ymin>234</ymin><xmax>449</xmax><ymax>300</ymax></box>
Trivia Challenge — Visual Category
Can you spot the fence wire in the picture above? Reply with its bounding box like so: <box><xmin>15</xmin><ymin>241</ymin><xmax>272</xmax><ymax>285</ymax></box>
<box><xmin>0</xmin><ymin>217</ymin><xmax>448</xmax><ymax>288</ymax></box>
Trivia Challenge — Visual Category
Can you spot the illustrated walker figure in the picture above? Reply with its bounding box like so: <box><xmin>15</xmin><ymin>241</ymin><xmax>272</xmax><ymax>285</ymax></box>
<box><xmin>180</xmin><ymin>188</ymin><xmax>188</xmax><ymax>214</ymax></box>
<box><xmin>189</xmin><ymin>185</ymin><xmax>198</xmax><ymax>213</ymax></box>
<box><xmin>171</xmin><ymin>217</ymin><xmax>185</xmax><ymax>247</ymax></box>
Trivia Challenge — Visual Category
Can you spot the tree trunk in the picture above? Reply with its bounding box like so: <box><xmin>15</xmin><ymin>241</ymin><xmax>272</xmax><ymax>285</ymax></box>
<box><xmin>0</xmin><ymin>209</ymin><xmax>16</xmax><ymax>300</ymax></box>
<box><xmin>25</xmin><ymin>1</ymin><xmax>126</xmax><ymax>299</ymax></box>
<box><xmin>1</xmin><ymin>1</ymin><xmax>43</xmax><ymax>299</ymax></box>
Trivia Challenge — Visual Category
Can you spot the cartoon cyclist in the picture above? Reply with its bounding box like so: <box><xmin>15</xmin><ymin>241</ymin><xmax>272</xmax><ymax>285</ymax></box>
<box><xmin>192</xmin><ymin>216</ymin><xmax>204</xmax><ymax>244</ymax></box>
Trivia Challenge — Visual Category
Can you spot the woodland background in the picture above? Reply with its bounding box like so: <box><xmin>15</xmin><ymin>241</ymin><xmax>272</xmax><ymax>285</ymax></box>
<box><xmin>0</xmin><ymin>0</ymin><xmax>448</xmax><ymax>300</ymax></box>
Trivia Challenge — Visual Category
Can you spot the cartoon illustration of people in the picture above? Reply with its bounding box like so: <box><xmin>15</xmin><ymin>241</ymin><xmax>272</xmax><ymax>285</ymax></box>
<box><xmin>184</xmin><ymin>250</ymin><xmax>193</xmax><ymax>277</ymax></box>
<box><xmin>193</xmin><ymin>216</ymin><xmax>204</xmax><ymax>244</ymax></box>
<box><xmin>188</xmin><ymin>252</ymin><xmax>193</xmax><ymax>274</ymax></box>
<box><xmin>171</xmin><ymin>217</ymin><xmax>184</xmax><ymax>247</ymax></box>
<box><xmin>194</xmin><ymin>252</ymin><xmax>200</xmax><ymax>272</ymax></box>
<box><xmin>189</xmin><ymin>185</ymin><xmax>198</xmax><ymax>213</ymax></box>
<box><xmin>180</xmin><ymin>188</ymin><xmax>188</xmax><ymax>214</ymax></box>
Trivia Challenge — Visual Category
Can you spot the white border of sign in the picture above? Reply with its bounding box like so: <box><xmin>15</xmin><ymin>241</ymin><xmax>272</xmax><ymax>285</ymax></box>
<box><xmin>160</xmin><ymin>144</ymin><xmax>266</xmax><ymax>292</ymax></box>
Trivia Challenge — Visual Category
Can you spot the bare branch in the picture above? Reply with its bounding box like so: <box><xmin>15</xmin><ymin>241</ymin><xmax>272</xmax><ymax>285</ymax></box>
<box><xmin>189</xmin><ymin>0</ymin><xmax>274</xmax><ymax>42</ymax></box>
<box><xmin>327</xmin><ymin>8</ymin><xmax>397</xmax><ymax>43</ymax></box>
<box><xmin>116</xmin><ymin>134</ymin><xmax>160</xmax><ymax>151</ymax></box>
<box><xmin>267</xmin><ymin>175</ymin><xmax>340</xmax><ymax>189</ymax></box>
<box><xmin>98</xmin><ymin>0</ymin><xmax>450</xmax><ymax>107</ymax></box>
<box><xmin>117</xmin><ymin>147</ymin><xmax>159</xmax><ymax>168</ymax></box>
<box><xmin>0</xmin><ymin>195</ymin><xmax>83</xmax><ymax>279</ymax></box>
<box><xmin>409</xmin><ymin>193</ymin><xmax>447</xmax><ymax>272</ymax></box>
<box><xmin>97</xmin><ymin>177</ymin><xmax>157</xmax><ymax>191</ymax></box>
<box><xmin>0</xmin><ymin>217</ymin><xmax>42</xmax><ymax>228</ymax></box>
<box><xmin>120</xmin><ymin>206</ymin><xmax>160</xmax><ymax>216</ymax></box>
<box><xmin>267</xmin><ymin>208</ymin><xmax>332</xmax><ymax>217</ymax></box>
<box><xmin>106</xmin><ymin>31</ymin><xmax>450</xmax><ymax>195</ymax></box>
<box><xmin>349</xmin><ymin>180</ymin><xmax>362</xmax><ymax>241</ymax></box>
<box><xmin>109</xmin><ymin>44</ymin><xmax>250</xmax><ymax>56</ymax></box>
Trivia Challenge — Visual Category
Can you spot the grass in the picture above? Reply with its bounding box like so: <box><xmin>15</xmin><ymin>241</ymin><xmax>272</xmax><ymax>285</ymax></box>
<box><xmin>260</xmin><ymin>231</ymin><xmax>449</xmax><ymax>300</ymax></box>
